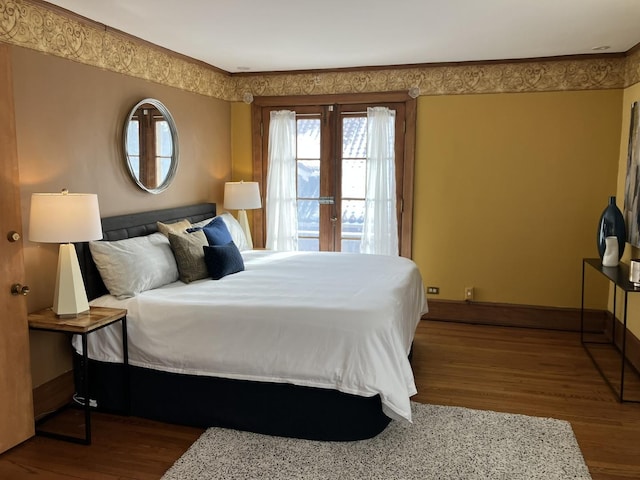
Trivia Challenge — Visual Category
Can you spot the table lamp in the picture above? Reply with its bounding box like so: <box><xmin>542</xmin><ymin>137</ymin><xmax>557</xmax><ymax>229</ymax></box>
<box><xmin>29</xmin><ymin>189</ymin><xmax>102</xmax><ymax>317</ymax></box>
<box><xmin>224</xmin><ymin>181</ymin><xmax>261</xmax><ymax>249</ymax></box>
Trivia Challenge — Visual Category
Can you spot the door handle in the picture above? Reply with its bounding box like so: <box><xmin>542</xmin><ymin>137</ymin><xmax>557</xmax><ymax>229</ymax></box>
<box><xmin>7</xmin><ymin>231</ymin><xmax>21</xmax><ymax>242</ymax></box>
<box><xmin>11</xmin><ymin>284</ymin><xmax>30</xmax><ymax>296</ymax></box>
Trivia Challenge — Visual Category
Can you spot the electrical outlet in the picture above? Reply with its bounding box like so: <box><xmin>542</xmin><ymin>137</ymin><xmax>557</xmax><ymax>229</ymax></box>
<box><xmin>464</xmin><ymin>287</ymin><xmax>474</xmax><ymax>301</ymax></box>
<box><xmin>426</xmin><ymin>286</ymin><xmax>439</xmax><ymax>294</ymax></box>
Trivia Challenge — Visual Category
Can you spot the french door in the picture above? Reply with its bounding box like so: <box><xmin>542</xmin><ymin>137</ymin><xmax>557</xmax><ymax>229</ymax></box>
<box><xmin>253</xmin><ymin>93</ymin><xmax>416</xmax><ymax>257</ymax></box>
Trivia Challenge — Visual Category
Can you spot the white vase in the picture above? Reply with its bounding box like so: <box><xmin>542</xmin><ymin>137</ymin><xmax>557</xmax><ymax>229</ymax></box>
<box><xmin>602</xmin><ymin>236</ymin><xmax>619</xmax><ymax>267</ymax></box>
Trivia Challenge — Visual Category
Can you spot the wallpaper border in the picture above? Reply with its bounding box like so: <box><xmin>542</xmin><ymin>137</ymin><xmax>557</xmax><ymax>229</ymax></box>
<box><xmin>0</xmin><ymin>0</ymin><xmax>638</xmax><ymax>102</ymax></box>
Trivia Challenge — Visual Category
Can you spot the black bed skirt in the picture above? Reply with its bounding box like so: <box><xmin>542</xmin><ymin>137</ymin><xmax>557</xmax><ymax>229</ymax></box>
<box><xmin>74</xmin><ymin>354</ymin><xmax>391</xmax><ymax>441</ymax></box>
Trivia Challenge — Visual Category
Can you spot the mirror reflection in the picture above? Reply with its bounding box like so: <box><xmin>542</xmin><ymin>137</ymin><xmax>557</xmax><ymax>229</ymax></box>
<box><xmin>123</xmin><ymin>98</ymin><xmax>179</xmax><ymax>193</ymax></box>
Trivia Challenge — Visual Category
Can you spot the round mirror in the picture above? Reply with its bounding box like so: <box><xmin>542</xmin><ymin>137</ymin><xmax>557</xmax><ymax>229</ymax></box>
<box><xmin>123</xmin><ymin>98</ymin><xmax>179</xmax><ymax>194</ymax></box>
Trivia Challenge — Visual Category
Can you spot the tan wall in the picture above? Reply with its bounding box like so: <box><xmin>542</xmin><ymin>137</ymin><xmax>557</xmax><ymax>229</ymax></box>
<box><xmin>12</xmin><ymin>46</ymin><xmax>232</xmax><ymax>387</ymax></box>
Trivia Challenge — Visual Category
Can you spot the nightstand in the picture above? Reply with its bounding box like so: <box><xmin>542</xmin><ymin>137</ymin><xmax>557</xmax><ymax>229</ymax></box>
<box><xmin>28</xmin><ymin>306</ymin><xmax>129</xmax><ymax>445</ymax></box>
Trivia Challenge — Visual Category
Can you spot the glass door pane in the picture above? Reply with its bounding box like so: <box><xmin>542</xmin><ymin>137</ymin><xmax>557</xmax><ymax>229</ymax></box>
<box><xmin>126</xmin><ymin>120</ymin><xmax>140</xmax><ymax>176</ymax></box>
<box><xmin>260</xmin><ymin>101</ymin><xmax>406</xmax><ymax>254</ymax></box>
<box><xmin>155</xmin><ymin>120</ymin><xmax>172</xmax><ymax>184</ymax></box>
<box><xmin>296</xmin><ymin>117</ymin><xmax>321</xmax><ymax>251</ymax></box>
<box><xmin>340</xmin><ymin>115</ymin><xmax>367</xmax><ymax>253</ymax></box>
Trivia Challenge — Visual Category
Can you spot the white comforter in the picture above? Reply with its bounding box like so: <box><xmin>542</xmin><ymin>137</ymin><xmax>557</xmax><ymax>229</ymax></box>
<box><xmin>75</xmin><ymin>250</ymin><xmax>427</xmax><ymax>422</ymax></box>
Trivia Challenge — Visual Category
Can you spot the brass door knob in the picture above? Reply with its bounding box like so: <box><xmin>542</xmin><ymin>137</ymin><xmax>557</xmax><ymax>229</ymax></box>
<box><xmin>11</xmin><ymin>284</ymin><xmax>30</xmax><ymax>296</ymax></box>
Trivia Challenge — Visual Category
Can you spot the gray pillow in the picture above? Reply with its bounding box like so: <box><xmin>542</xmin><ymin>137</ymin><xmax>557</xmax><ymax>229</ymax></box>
<box><xmin>168</xmin><ymin>230</ymin><xmax>209</xmax><ymax>283</ymax></box>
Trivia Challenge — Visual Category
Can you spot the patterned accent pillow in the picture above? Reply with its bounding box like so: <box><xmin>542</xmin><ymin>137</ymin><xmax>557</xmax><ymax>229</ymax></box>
<box><xmin>203</xmin><ymin>241</ymin><xmax>245</xmax><ymax>280</ymax></box>
<box><xmin>168</xmin><ymin>230</ymin><xmax>209</xmax><ymax>283</ymax></box>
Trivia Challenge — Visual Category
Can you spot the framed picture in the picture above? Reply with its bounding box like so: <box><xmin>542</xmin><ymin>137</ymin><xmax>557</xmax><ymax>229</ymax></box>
<box><xmin>624</xmin><ymin>101</ymin><xmax>640</xmax><ymax>247</ymax></box>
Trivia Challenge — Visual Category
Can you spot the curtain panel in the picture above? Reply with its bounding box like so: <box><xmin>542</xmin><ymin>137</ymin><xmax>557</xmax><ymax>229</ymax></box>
<box><xmin>266</xmin><ymin>110</ymin><xmax>298</xmax><ymax>251</ymax></box>
<box><xmin>361</xmin><ymin>106</ymin><xmax>398</xmax><ymax>256</ymax></box>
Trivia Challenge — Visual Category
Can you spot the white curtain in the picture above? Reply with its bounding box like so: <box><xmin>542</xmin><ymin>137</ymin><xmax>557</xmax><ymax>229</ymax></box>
<box><xmin>266</xmin><ymin>110</ymin><xmax>298</xmax><ymax>251</ymax></box>
<box><xmin>360</xmin><ymin>106</ymin><xmax>398</xmax><ymax>256</ymax></box>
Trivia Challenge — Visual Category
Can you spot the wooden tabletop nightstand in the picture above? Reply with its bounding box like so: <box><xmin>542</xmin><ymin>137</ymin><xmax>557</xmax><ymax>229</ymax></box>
<box><xmin>28</xmin><ymin>306</ymin><xmax>129</xmax><ymax>445</ymax></box>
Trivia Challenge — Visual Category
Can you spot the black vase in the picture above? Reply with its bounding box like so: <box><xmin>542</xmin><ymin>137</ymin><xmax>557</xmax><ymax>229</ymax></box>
<box><xmin>597</xmin><ymin>196</ymin><xmax>626</xmax><ymax>261</ymax></box>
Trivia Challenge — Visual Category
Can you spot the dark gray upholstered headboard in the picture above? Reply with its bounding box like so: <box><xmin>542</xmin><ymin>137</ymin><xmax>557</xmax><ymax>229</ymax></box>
<box><xmin>75</xmin><ymin>203</ymin><xmax>216</xmax><ymax>301</ymax></box>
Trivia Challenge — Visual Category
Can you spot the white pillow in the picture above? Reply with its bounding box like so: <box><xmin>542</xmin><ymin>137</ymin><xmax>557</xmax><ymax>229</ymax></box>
<box><xmin>218</xmin><ymin>212</ymin><xmax>250</xmax><ymax>251</ymax></box>
<box><xmin>89</xmin><ymin>232</ymin><xmax>179</xmax><ymax>299</ymax></box>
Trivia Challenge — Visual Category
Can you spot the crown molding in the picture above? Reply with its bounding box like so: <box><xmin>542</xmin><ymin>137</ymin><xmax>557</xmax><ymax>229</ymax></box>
<box><xmin>626</xmin><ymin>47</ymin><xmax>640</xmax><ymax>88</ymax></box>
<box><xmin>0</xmin><ymin>0</ymin><xmax>638</xmax><ymax>102</ymax></box>
<box><xmin>234</xmin><ymin>57</ymin><xmax>627</xmax><ymax>99</ymax></box>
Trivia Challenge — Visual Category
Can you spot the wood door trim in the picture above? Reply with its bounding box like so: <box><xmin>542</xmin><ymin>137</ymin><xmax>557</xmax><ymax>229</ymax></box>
<box><xmin>423</xmin><ymin>299</ymin><xmax>606</xmax><ymax>332</ymax></box>
<box><xmin>252</xmin><ymin>93</ymin><xmax>416</xmax><ymax>257</ymax></box>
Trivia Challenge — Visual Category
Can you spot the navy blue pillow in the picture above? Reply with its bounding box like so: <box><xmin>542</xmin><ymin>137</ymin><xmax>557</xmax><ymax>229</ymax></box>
<box><xmin>203</xmin><ymin>241</ymin><xmax>245</xmax><ymax>280</ymax></box>
<box><xmin>188</xmin><ymin>217</ymin><xmax>233</xmax><ymax>246</ymax></box>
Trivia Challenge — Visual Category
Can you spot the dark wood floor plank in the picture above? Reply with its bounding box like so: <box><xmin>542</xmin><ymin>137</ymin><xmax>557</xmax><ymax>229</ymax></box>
<box><xmin>1</xmin><ymin>319</ymin><xmax>639</xmax><ymax>479</ymax></box>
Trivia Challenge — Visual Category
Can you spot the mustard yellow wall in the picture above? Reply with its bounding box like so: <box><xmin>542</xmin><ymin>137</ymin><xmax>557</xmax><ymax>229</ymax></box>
<box><xmin>230</xmin><ymin>103</ymin><xmax>253</xmax><ymax>182</ymax></box>
<box><xmin>414</xmin><ymin>90</ymin><xmax>622</xmax><ymax>309</ymax></box>
<box><xmin>229</xmin><ymin>102</ymin><xmax>256</xmax><ymax>227</ymax></box>
<box><xmin>231</xmin><ymin>91</ymin><xmax>623</xmax><ymax>310</ymax></box>
<box><xmin>615</xmin><ymin>81</ymin><xmax>640</xmax><ymax>337</ymax></box>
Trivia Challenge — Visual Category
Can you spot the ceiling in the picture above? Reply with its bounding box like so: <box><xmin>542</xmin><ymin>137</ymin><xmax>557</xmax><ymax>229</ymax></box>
<box><xmin>44</xmin><ymin>0</ymin><xmax>640</xmax><ymax>74</ymax></box>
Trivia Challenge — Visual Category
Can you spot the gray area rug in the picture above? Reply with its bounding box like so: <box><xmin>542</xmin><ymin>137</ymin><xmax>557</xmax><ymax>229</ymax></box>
<box><xmin>162</xmin><ymin>402</ymin><xmax>591</xmax><ymax>480</ymax></box>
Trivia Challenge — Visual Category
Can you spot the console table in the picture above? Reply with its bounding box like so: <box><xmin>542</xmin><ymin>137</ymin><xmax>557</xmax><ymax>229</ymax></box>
<box><xmin>581</xmin><ymin>258</ymin><xmax>640</xmax><ymax>402</ymax></box>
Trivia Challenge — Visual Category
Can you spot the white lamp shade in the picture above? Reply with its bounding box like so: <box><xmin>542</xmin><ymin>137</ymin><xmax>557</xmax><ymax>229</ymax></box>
<box><xmin>29</xmin><ymin>191</ymin><xmax>102</xmax><ymax>317</ymax></box>
<box><xmin>224</xmin><ymin>182</ymin><xmax>261</xmax><ymax>210</ymax></box>
<box><xmin>29</xmin><ymin>192</ymin><xmax>103</xmax><ymax>243</ymax></box>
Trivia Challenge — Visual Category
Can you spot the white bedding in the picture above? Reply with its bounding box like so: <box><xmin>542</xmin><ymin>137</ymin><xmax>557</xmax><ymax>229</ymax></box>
<box><xmin>74</xmin><ymin>250</ymin><xmax>427</xmax><ymax>422</ymax></box>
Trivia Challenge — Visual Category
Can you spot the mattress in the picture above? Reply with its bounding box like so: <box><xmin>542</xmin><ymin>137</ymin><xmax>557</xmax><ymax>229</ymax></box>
<box><xmin>74</xmin><ymin>250</ymin><xmax>427</xmax><ymax>422</ymax></box>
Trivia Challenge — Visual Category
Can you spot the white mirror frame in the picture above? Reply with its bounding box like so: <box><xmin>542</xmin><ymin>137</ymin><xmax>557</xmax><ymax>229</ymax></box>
<box><xmin>123</xmin><ymin>98</ymin><xmax>179</xmax><ymax>194</ymax></box>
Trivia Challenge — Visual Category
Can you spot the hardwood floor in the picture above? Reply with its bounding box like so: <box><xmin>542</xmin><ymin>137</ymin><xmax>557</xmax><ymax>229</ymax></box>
<box><xmin>413</xmin><ymin>320</ymin><xmax>640</xmax><ymax>480</ymax></box>
<box><xmin>1</xmin><ymin>319</ymin><xmax>639</xmax><ymax>479</ymax></box>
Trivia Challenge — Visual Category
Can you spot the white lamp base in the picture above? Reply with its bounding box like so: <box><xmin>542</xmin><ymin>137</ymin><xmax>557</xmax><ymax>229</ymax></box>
<box><xmin>237</xmin><ymin>209</ymin><xmax>254</xmax><ymax>249</ymax></box>
<box><xmin>53</xmin><ymin>243</ymin><xmax>90</xmax><ymax>318</ymax></box>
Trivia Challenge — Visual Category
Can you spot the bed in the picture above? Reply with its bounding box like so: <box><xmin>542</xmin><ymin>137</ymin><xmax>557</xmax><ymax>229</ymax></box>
<box><xmin>73</xmin><ymin>203</ymin><xmax>427</xmax><ymax>440</ymax></box>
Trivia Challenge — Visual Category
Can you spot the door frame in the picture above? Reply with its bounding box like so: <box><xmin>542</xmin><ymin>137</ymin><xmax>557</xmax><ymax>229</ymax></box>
<box><xmin>251</xmin><ymin>91</ymin><xmax>416</xmax><ymax>258</ymax></box>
